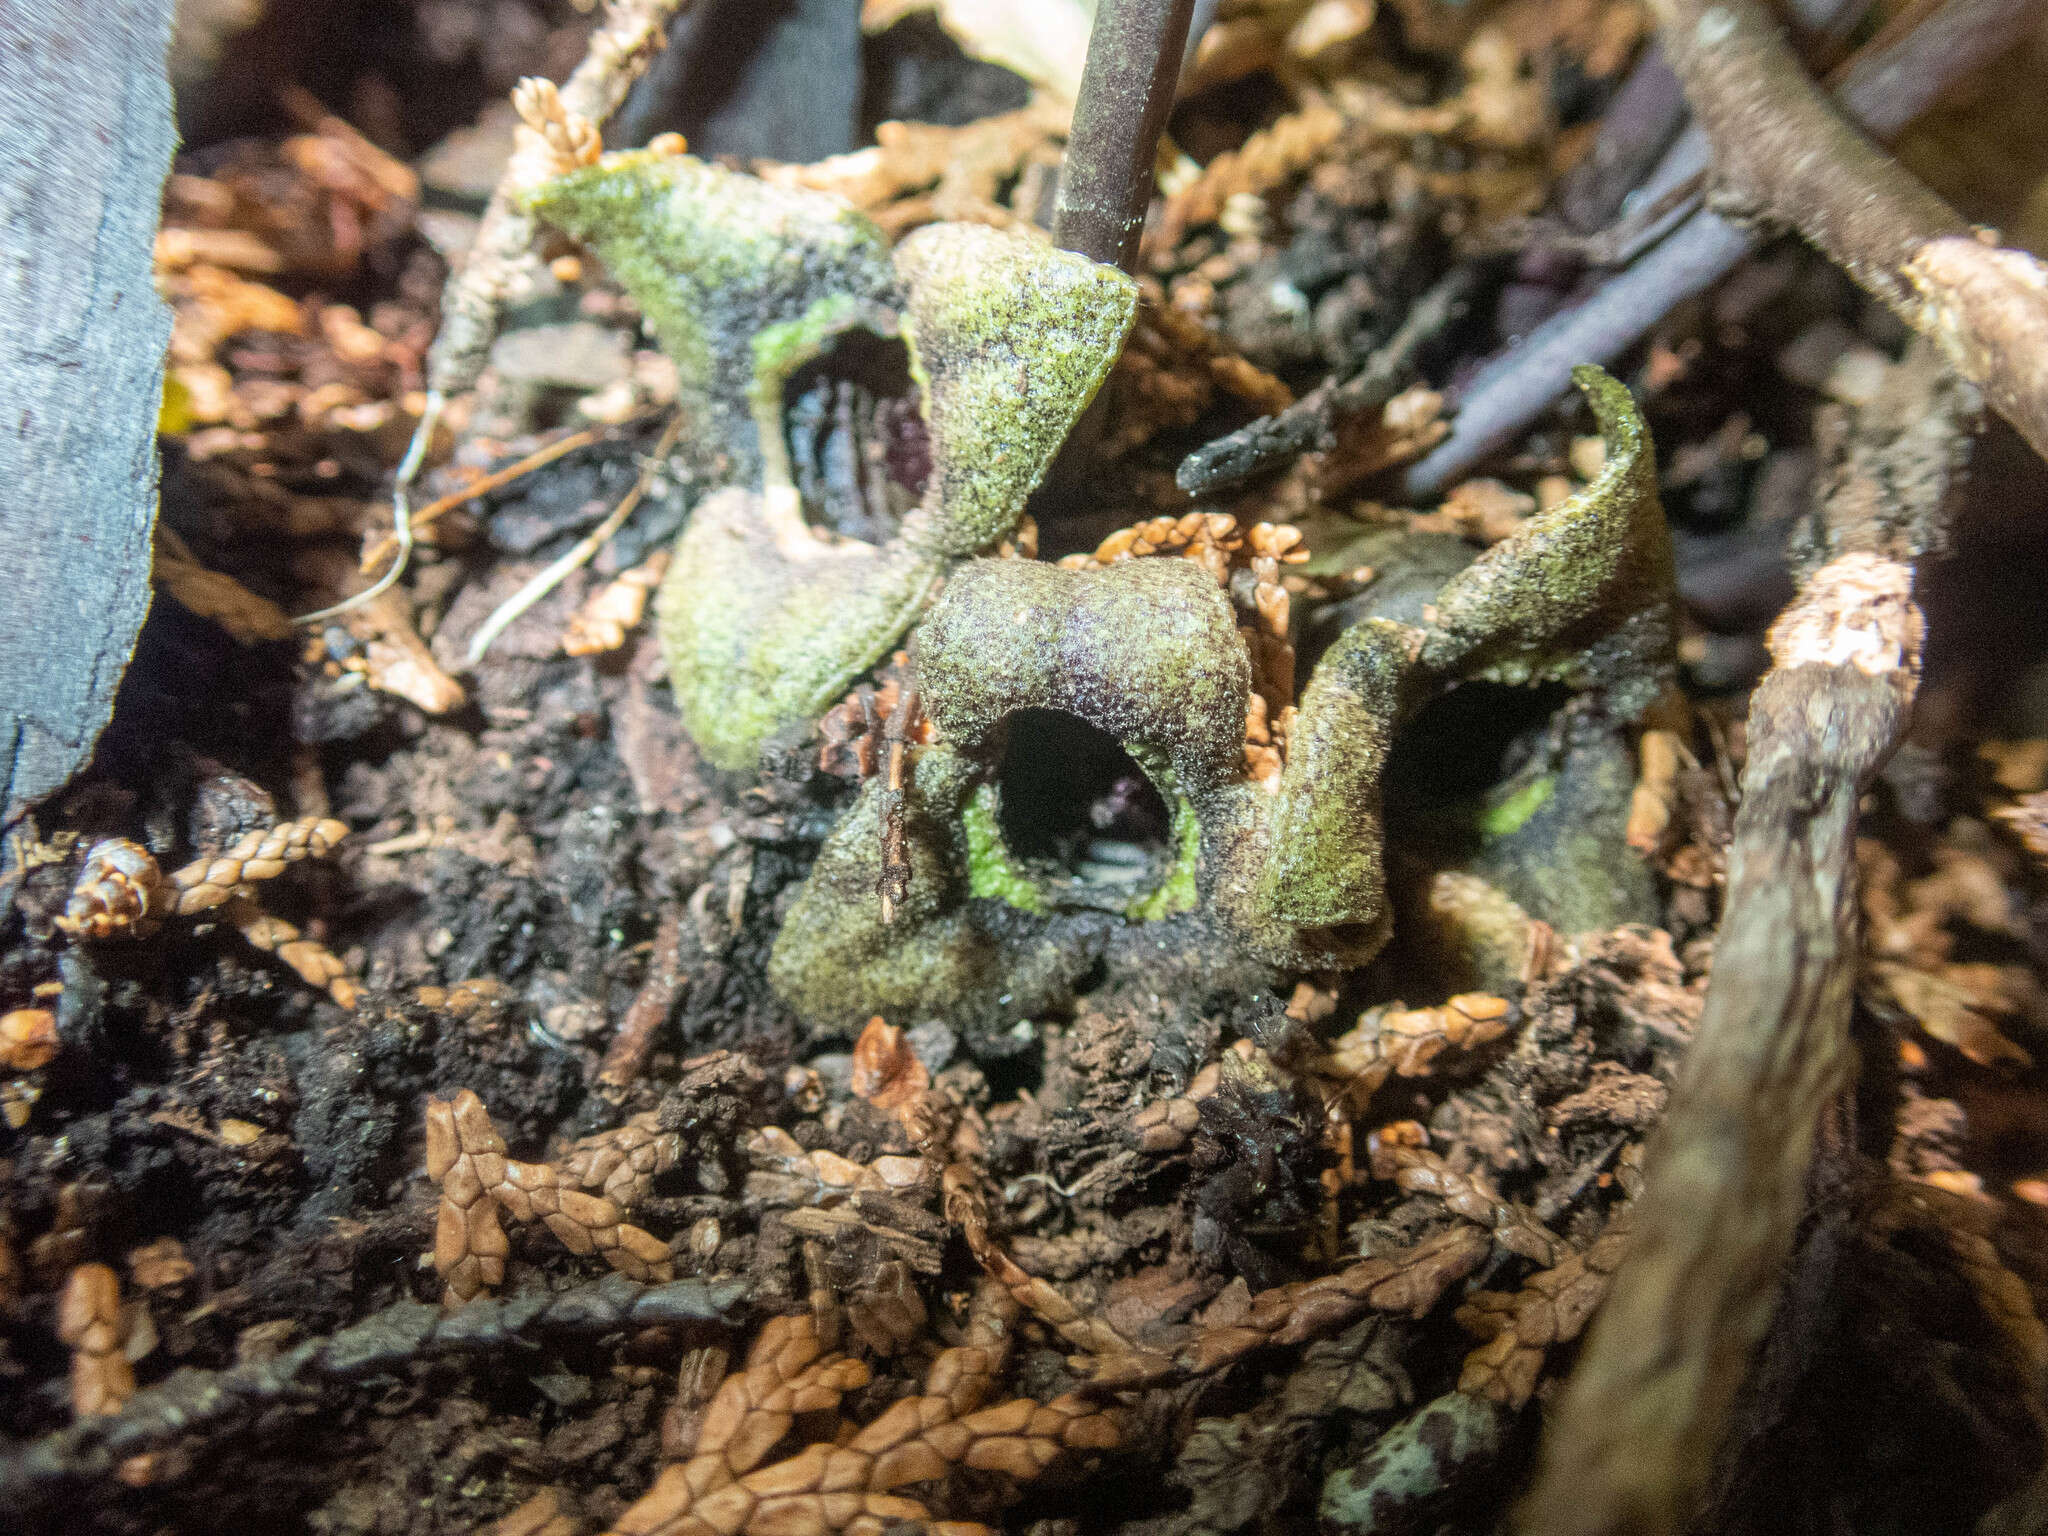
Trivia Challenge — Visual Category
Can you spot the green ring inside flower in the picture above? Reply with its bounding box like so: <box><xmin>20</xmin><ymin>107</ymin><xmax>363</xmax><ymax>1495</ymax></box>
<box><xmin>962</xmin><ymin>710</ymin><xmax>1201</xmax><ymax>920</ymax></box>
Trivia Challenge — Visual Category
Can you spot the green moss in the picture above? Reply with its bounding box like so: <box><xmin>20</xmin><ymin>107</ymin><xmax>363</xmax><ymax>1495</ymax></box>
<box><xmin>894</xmin><ymin>224</ymin><xmax>1138</xmax><ymax>557</ymax></box>
<box><xmin>1126</xmin><ymin>791</ymin><xmax>1202</xmax><ymax>921</ymax></box>
<box><xmin>962</xmin><ymin>784</ymin><xmax>1047</xmax><ymax>914</ymax></box>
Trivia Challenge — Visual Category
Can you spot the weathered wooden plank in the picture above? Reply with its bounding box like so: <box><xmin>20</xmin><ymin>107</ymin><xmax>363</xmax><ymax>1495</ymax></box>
<box><xmin>0</xmin><ymin>0</ymin><xmax>177</xmax><ymax>832</ymax></box>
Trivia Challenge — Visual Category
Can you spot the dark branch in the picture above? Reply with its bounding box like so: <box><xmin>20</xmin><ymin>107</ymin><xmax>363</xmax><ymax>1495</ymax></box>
<box><xmin>1177</xmin><ymin>269</ymin><xmax>1476</xmax><ymax>496</ymax></box>
<box><xmin>0</xmin><ymin>1274</ymin><xmax>750</xmax><ymax>1512</ymax></box>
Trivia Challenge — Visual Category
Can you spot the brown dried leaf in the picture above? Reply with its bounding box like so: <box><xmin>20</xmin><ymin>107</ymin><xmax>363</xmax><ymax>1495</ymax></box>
<box><xmin>0</xmin><ymin>1008</ymin><xmax>59</xmax><ymax>1072</ymax></box>
<box><xmin>850</xmin><ymin>1016</ymin><xmax>929</xmax><ymax>1112</ymax></box>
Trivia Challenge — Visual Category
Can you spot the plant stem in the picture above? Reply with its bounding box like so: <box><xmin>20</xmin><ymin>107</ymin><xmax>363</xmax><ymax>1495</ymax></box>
<box><xmin>1053</xmin><ymin>0</ymin><xmax>1198</xmax><ymax>273</ymax></box>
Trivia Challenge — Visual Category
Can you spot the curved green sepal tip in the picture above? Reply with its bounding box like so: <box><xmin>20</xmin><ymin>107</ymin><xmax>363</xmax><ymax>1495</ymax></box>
<box><xmin>1248</xmin><ymin>617</ymin><xmax>1420</xmax><ymax>936</ymax></box>
<box><xmin>1418</xmin><ymin>364</ymin><xmax>1675</xmax><ymax>717</ymax></box>
<box><xmin>894</xmin><ymin>224</ymin><xmax>1139</xmax><ymax>557</ymax></box>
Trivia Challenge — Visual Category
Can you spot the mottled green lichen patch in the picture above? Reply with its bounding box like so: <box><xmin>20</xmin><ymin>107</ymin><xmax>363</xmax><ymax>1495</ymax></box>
<box><xmin>655</xmin><ymin>487</ymin><xmax>942</xmax><ymax>770</ymax></box>
<box><xmin>1419</xmin><ymin>365</ymin><xmax>1675</xmax><ymax>717</ymax></box>
<box><xmin>894</xmin><ymin>224</ymin><xmax>1138</xmax><ymax>557</ymax></box>
<box><xmin>1319</xmin><ymin>1392</ymin><xmax>1513</xmax><ymax>1534</ymax></box>
<box><xmin>524</xmin><ymin>151</ymin><xmax>900</xmax><ymax>482</ymax></box>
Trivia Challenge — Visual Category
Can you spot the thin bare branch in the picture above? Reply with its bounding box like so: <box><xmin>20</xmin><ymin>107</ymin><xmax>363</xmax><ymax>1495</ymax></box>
<box><xmin>1403</xmin><ymin>0</ymin><xmax>2046</xmax><ymax>497</ymax></box>
<box><xmin>1651</xmin><ymin>0</ymin><xmax>2048</xmax><ymax>461</ymax></box>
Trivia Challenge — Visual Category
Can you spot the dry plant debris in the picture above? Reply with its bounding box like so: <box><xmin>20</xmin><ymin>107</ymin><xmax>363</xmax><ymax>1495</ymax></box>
<box><xmin>1081</xmin><ymin>1225</ymin><xmax>1491</xmax><ymax>1388</ymax></box>
<box><xmin>848</xmin><ymin>1015</ymin><xmax>930</xmax><ymax>1112</ymax></box>
<box><xmin>57</xmin><ymin>1264</ymin><xmax>137</xmax><ymax>1419</ymax></box>
<box><xmin>0</xmin><ymin>1008</ymin><xmax>59</xmax><ymax>1073</ymax></box>
<box><xmin>426</xmin><ymin>1090</ymin><xmax>674</xmax><ymax>1304</ymax></box>
<box><xmin>1369</xmin><ymin>1139</ymin><xmax>1564</xmax><ymax>1264</ymax></box>
<box><xmin>167</xmin><ymin>816</ymin><xmax>349</xmax><ymax>915</ymax></box>
<box><xmin>747</xmin><ymin>1126</ymin><xmax>928</xmax><ymax>1204</ymax></box>
<box><xmin>564</xmin><ymin>548</ymin><xmax>672</xmax><ymax>656</ymax></box>
<box><xmin>1994</xmin><ymin>789</ymin><xmax>2048</xmax><ymax>863</ymax></box>
<box><xmin>1103</xmin><ymin>286</ymin><xmax>1296</xmax><ymax>458</ymax></box>
<box><xmin>47</xmin><ymin>819</ymin><xmax>361</xmax><ymax>1004</ymax></box>
<box><xmin>1318</xmin><ymin>994</ymin><xmax>1515</xmax><ymax>1107</ymax></box>
<box><xmin>607</xmin><ymin>1299</ymin><xmax>1117</xmax><ymax>1536</ymax></box>
<box><xmin>764</xmin><ymin>100</ymin><xmax>1070</xmax><ymax>236</ymax></box>
<box><xmin>1457</xmin><ymin>1207</ymin><xmax>1633</xmax><ymax>1407</ymax></box>
<box><xmin>1862</xmin><ymin>834</ymin><xmax>2040</xmax><ymax>1071</ymax></box>
<box><xmin>220</xmin><ymin>896</ymin><xmax>361</xmax><ymax>1008</ymax></box>
<box><xmin>54</xmin><ymin>840</ymin><xmax>168</xmax><ymax>940</ymax></box>
<box><xmin>1127</xmin><ymin>1040</ymin><xmax>1242</xmax><ymax>1153</ymax></box>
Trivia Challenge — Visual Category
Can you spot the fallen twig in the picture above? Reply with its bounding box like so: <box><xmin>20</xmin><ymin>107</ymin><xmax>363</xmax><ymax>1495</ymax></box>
<box><xmin>597</xmin><ymin>906</ymin><xmax>689</xmax><ymax>1095</ymax></box>
<box><xmin>0</xmin><ymin>1274</ymin><xmax>748</xmax><ymax>1509</ymax></box>
<box><xmin>1177</xmin><ymin>268</ymin><xmax>1474</xmax><ymax>496</ymax></box>
<box><xmin>466</xmin><ymin>412</ymin><xmax>684</xmax><ymax>666</ymax></box>
<box><xmin>358</xmin><ymin>417</ymin><xmax>635</xmax><ymax>573</ymax></box>
<box><xmin>1522</xmin><ymin>348</ymin><xmax>1966</xmax><ymax>1536</ymax></box>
